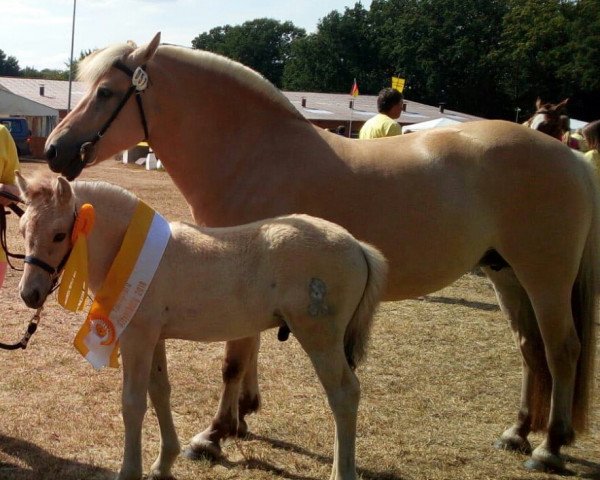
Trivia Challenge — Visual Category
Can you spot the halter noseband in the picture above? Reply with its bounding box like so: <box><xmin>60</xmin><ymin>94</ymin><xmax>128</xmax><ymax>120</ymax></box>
<box><xmin>23</xmin><ymin>210</ymin><xmax>77</xmax><ymax>288</ymax></box>
<box><xmin>87</xmin><ymin>60</ymin><xmax>150</xmax><ymax>151</ymax></box>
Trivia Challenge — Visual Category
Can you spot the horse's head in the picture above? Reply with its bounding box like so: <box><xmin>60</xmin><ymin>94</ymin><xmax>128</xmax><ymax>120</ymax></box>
<box><xmin>16</xmin><ymin>172</ymin><xmax>76</xmax><ymax>308</ymax></box>
<box><xmin>45</xmin><ymin>33</ymin><xmax>161</xmax><ymax>180</ymax></box>
<box><xmin>526</xmin><ymin>97</ymin><xmax>569</xmax><ymax>140</ymax></box>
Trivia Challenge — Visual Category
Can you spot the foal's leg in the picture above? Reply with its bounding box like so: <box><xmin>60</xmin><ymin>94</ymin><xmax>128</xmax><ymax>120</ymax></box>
<box><xmin>293</xmin><ymin>326</ymin><xmax>359</xmax><ymax>480</ymax></box>
<box><xmin>117</xmin><ymin>334</ymin><xmax>158</xmax><ymax>480</ymax></box>
<box><xmin>484</xmin><ymin>267</ymin><xmax>549</xmax><ymax>454</ymax></box>
<box><xmin>184</xmin><ymin>336</ymin><xmax>258</xmax><ymax>459</ymax></box>
<box><xmin>148</xmin><ymin>340</ymin><xmax>180</xmax><ymax>480</ymax></box>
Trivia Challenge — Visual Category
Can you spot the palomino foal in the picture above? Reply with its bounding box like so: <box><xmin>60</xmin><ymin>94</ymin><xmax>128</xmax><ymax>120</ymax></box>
<box><xmin>17</xmin><ymin>173</ymin><xmax>387</xmax><ymax>480</ymax></box>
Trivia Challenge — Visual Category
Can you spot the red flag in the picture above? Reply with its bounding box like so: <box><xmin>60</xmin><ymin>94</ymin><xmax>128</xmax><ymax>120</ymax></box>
<box><xmin>350</xmin><ymin>78</ymin><xmax>359</xmax><ymax>97</ymax></box>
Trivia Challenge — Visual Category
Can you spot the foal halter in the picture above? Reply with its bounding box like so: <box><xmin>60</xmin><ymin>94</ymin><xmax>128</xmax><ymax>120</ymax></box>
<box><xmin>83</xmin><ymin>60</ymin><xmax>150</xmax><ymax>158</ymax></box>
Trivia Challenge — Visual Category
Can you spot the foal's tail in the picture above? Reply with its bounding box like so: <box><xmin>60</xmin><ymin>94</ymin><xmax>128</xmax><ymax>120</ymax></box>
<box><xmin>344</xmin><ymin>242</ymin><xmax>388</xmax><ymax>370</ymax></box>
<box><xmin>570</xmin><ymin>166</ymin><xmax>600</xmax><ymax>432</ymax></box>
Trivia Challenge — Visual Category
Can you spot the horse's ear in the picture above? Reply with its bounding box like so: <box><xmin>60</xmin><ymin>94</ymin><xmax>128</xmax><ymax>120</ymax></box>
<box><xmin>535</xmin><ymin>97</ymin><xmax>543</xmax><ymax>109</ymax></box>
<box><xmin>15</xmin><ymin>171</ymin><xmax>29</xmax><ymax>201</ymax></box>
<box><xmin>55</xmin><ymin>176</ymin><xmax>73</xmax><ymax>205</ymax></box>
<box><xmin>557</xmin><ymin>98</ymin><xmax>569</xmax><ymax>110</ymax></box>
<box><xmin>132</xmin><ymin>32</ymin><xmax>161</xmax><ymax>64</ymax></box>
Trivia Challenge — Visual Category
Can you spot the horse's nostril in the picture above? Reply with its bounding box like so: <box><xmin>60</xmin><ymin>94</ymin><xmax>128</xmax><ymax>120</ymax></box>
<box><xmin>45</xmin><ymin>144</ymin><xmax>57</xmax><ymax>161</ymax></box>
<box><xmin>22</xmin><ymin>289</ymin><xmax>41</xmax><ymax>308</ymax></box>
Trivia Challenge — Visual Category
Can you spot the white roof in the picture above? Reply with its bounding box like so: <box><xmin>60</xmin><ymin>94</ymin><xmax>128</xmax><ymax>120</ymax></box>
<box><xmin>0</xmin><ymin>88</ymin><xmax>58</xmax><ymax>117</ymax></box>
<box><xmin>401</xmin><ymin>117</ymin><xmax>461</xmax><ymax>134</ymax></box>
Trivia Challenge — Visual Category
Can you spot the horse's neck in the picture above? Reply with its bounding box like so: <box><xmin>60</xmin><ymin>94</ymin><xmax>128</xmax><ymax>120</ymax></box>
<box><xmin>72</xmin><ymin>183</ymin><xmax>138</xmax><ymax>293</ymax></box>
<box><xmin>147</xmin><ymin>53</ymin><xmax>342</xmax><ymax>226</ymax></box>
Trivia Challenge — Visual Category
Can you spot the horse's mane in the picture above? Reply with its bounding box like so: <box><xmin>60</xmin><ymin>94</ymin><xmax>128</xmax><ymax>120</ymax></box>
<box><xmin>77</xmin><ymin>41</ymin><xmax>301</xmax><ymax>118</ymax></box>
<box><xmin>77</xmin><ymin>42</ymin><xmax>137</xmax><ymax>83</ymax></box>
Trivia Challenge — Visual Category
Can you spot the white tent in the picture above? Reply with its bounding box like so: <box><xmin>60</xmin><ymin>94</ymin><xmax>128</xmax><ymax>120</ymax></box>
<box><xmin>402</xmin><ymin>117</ymin><xmax>461</xmax><ymax>134</ymax></box>
<box><xmin>569</xmin><ymin>118</ymin><xmax>588</xmax><ymax>131</ymax></box>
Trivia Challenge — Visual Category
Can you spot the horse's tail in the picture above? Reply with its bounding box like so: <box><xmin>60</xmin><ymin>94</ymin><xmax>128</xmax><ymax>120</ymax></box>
<box><xmin>570</xmin><ymin>162</ymin><xmax>599</xmax><ymax>432</ymax></box>
<box><xmin>344</xmin><ymin>241</ymin><xmax>388</xmax><ymax>370</ymax></box>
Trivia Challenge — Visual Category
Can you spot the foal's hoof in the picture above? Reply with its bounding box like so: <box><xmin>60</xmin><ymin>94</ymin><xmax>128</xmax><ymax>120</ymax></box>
<box><xmin>493</xmin><ymin>437</ymin><xmax>532</xmax><ymax>455</ymax></box>
<box><xmin>182</xmin><ymin>441</ymin><xmax>222</xmax><ymax>461</ymax></box>
<box><xmin>146</xmin><ymin>474</ymin><xmax>176</xmax><ymax>480</ymax></box>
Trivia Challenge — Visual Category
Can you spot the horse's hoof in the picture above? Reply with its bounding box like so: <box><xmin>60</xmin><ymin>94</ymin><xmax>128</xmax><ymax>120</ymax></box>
<box><xmin>524</xmin><ymin>458</ymin><xmax>573</xmax><ymax>475</ymax></box>
<box><xmin>146</xmin><ymin>474</ymin><xmax>176</xmax><ymax>480</ymax></box>
<box><xmin>493</xmin><ymin>437</ymin><xmax>532</xmax><ymax>455</ymax></box>
<box><xmin>236</xmin><ymin>419</ymin><xmax>249</xmax><ymax>437</ymax></box>
<box><xmin>182</xmin><ymin>442</ymin><xmax>222</xmax><ymax>461</ymax></box>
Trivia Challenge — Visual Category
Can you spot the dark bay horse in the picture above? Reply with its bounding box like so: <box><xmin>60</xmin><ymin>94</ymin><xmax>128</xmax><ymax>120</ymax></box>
<box><xmin>524</xmin><ymin>97</ymin><xmax>569</xmax><ymax>140</ymax></box>
<box><xmin>44</xmin><ymin>33</ymin><xmax>598</xmax><ymax>474</ymax></box>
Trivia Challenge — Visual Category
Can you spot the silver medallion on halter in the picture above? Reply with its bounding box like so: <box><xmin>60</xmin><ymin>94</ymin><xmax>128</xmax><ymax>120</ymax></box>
<box><xmin>132</xmin><ymin>66</ymin><xmax>148</xmax><ymax>91</ymax></box>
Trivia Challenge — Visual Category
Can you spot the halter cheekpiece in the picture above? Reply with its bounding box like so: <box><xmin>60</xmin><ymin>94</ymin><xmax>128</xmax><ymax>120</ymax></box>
<box><xmin>86</xmin><ymin>60</ymin><xmax>150</xmax><ymax>152</ymax></box>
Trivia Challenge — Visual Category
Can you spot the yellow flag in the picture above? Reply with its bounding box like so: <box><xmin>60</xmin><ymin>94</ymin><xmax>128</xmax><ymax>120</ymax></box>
<box><xmin>392</xmin><ymin>76</ymin><xmax>405</xmax><ymax>93</ymax></box>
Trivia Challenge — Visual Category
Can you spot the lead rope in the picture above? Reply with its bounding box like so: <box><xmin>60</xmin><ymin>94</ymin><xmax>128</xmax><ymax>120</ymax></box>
<box><xmin>0</xmin><ymin>191</ymin><xmax>44</xmax><ymax>351</ymax></box>
<box><xmin>0</xmin><ymin>307</ymin><xmax>43</xmax><ymax>350</ymax></box>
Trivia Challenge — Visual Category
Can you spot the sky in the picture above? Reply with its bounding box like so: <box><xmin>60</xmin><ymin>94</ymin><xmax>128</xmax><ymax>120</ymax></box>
<box><xmin>1</xmin><ymin>0</ymin><xmax>371</xmax><ymax>71</ymax></box>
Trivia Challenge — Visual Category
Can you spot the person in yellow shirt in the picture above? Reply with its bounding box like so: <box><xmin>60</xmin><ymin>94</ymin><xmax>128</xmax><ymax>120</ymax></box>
<box><xmin>583</xmin><ymin>120</ymin><xmax>600</xmax><ymax>180</ymax></box>
<box><xmin>0</xmin><ymin>124</ymin><xmax>21</xmax><ymax>287</ymax></box>
<box><xmin>359</xmin><ymin>88</ymin><xmax>403</xmax><ymax>139</ymax></box>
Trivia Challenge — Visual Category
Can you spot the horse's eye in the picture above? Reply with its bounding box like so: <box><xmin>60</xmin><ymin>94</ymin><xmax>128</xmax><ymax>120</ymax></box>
<box><xmin>97</xmin><ymin>87</ymin><xmax>113</xmax><ymax>100</ymax></box>
<box><xmin>53</xmin><ymin>232</ymin><xmax>67</xmax><ymax>243</ymax></box>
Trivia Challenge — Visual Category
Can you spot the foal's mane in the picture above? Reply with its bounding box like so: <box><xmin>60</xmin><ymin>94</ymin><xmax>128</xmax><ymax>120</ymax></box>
<box><xmin>77</xmin><ymin>41</ymin><xmax>301</xmax><ymax>118</ymax></box>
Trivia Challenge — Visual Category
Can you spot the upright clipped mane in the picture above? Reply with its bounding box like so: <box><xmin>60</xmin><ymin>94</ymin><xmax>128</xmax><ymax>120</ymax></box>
<box><xmin>77</xmin><ymin>42</ymin><xmax>137</xmax><ymax>84</ymax></box>
<box><xmin>76</xmin><ymin>40</ymin><xmax>301</xmax><ymax>118</ymax></box>
<box><xmin>160</xmin><ymin>45</ymin><xmax>302</xmax><ymax>118</ymax></box>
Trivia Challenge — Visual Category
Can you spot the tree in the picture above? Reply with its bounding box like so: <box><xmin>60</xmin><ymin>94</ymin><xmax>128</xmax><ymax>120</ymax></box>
<box><xmin>0</xmin><ymin>49</ymin><xmax>20</xmax><ymax>76</ymax></box>
<box><xmin>283</xmin><ymin>3</ymin><xmax>382</xmax><ymax>93</ymax></box>
<box><xmin>192</xmin><ymin>18</ymin><xmax>305</xmax><ymax>88</ymax></box>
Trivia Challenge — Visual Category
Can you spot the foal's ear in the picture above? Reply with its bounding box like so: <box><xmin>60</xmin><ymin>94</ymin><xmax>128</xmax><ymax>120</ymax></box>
<box><xmin>55</xmin><ymin>176</ymin><xmax>73</xmax><ymax>205</ymax></box>
<box><xmin>15</xmin><ymin>171</ymin><xmax>29</xmax><ymax>200</ymax></box>
<box><xmin>132</xmin><ymin>32</ymin><xmax>161</xmax><ymax>64</ymax></box>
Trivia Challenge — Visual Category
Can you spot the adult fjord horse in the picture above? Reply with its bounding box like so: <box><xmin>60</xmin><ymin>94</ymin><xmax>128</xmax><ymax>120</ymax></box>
<box><xmin>45</xmin><ymin>33</ymin><xmax>598</xmax><ymax>473</ymax></box>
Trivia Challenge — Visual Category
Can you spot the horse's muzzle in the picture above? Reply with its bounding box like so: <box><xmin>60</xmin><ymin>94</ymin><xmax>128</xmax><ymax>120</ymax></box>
<box><xmin>44</xmin><ymin>142</ymin><xmax>86</xmax><ymax>181</ymax></box>
<box><xmin>20</xmin><ymin>286</ymin><xmax>46</xmax><ymax>310</ymax></box>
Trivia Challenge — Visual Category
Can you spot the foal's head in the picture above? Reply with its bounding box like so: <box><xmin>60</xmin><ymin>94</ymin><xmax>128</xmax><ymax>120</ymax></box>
<box><xmin>16</xmin><ymin>173</ymin><xmax>76</xmax><ymax>309</ymax></box>
<box><xmin>526</xmin><ymin>97</ymin><xmax>569</xmax><ymax>140</ymax></box>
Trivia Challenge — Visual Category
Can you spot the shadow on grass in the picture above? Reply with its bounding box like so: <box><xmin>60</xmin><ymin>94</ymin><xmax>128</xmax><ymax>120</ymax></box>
<box><xmin>0</xmin><ymin>434</ymin><xmax>112</xmax><ymax>480</ymax></box>
<box><xmin>211</xmin><ymin>433</ymin><xmax>405</xmax><ymax>480</ymax></box>
<box><xmin>424</xmin><ymin>295</ymin><xmax>500</xmax><ymax>312</ymax></box>
<box><xmin>564</xmin><ymin>454</ymin><xmax>600</xmax><ymax>479</ymax></box>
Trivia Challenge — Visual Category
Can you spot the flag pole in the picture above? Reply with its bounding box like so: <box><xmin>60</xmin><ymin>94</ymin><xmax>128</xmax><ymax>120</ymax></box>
<box><xmin>349</xmin><ymin>100</ymin><xmax>354</xmax><ymax>138</ymax></box>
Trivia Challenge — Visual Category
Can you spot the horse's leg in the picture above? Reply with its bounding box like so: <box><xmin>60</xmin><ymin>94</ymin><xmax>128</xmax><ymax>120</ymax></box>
<box><xmin>184</xmin><ymin>336</ymin><xmax>258</xmax><ymax>460</ymax></box>
<box><xmin>484</xmin><ymin>267</ymin><xmax>549</xmax><ymax>455</ymax></box>
<box><xmin>238</xmin><ymin>334</ymin><xmax>261</xmax><ymax>436</ymax></box>
<box><xmin>524</xmin><ymin>289</ymin><xmax>580</xmax><ymax>473</ymax></box>
<box><xmin>148</xmin><ymin>340</ymin><xmax>180</xmax><ymax>480</ymax></box>
<box><xmin>293</xmin><ymin>326</ymin><xmax>359</xmax><ymax>480</ymax></box>
<box><xmin>117</xmin><ymin>333</ymin><xmax>157</xmax><ymax>480</ymax></box>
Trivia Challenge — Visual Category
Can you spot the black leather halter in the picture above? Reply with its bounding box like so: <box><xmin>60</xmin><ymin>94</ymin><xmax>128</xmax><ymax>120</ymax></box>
<box><xmin>87</xmin><ymin>60</ymin><xmax>150</xmax><ymax>150</ymax></box>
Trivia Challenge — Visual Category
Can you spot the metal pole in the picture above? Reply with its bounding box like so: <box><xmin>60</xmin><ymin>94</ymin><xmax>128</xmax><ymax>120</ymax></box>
<box><xmin>348</xmin><ymin>99</ymin><xmax>354</xmax><ymax>138</ymax></box>
<box><xmin>67</xmin><ymin>0</ymin><xmax>77</xmax><ymax>112</ymax></box>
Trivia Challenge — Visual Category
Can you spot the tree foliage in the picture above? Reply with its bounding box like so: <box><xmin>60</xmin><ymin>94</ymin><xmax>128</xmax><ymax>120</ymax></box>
<box><xmin>0</xmin><ymin>50</ymin><xmax>20</xmax><ymax>76</ymax></box>
<box><xmin>6</xmin><ymin>0</ymin><xmax>600</xmax><ymax>120</ymax></box>
<box><xmin>192</xmin><ymin>18</ymin><xmax>305</xmax><ymax>88</ymax></box>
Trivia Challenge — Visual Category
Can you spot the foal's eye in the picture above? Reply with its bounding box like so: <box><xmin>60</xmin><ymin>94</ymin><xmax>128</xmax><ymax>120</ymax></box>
<box><xmin>53</xmin><ymin>232</ymin><xmax>67</xmax><ymax>243</ymax></box>
<box><xmin>97</xmin><ymin>87</ymin><xmax>113</xmax><ymax>100</ymax></box>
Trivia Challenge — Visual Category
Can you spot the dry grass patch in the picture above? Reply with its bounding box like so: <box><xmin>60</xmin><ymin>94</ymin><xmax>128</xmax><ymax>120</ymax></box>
<box><xmin>0</xmin><ymin>161</ymin><xmax>598</xmax><ymax>479</ymax></box>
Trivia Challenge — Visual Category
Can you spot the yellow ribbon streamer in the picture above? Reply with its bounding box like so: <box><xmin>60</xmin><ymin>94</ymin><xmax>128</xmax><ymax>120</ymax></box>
<box><xmin>58</xmin><ymin>204</ymin><xmax>95</xmax><ymax>312</ymax></box>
